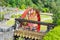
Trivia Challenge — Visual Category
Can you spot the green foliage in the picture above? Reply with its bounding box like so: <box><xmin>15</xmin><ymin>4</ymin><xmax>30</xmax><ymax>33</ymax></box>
<box><xmin>21</xmin><ymin>4</ymin><xmax>26</xmax><ymax>10</ymax></box>
<box><xmin>0</xmin><ymin>0</ymin><xmax>44</xmax><ymax>11</ymax></box>
<box><xmin>6</xmin><ymin>18</ymin><xmax>15</xmax><ymax>26</ymax></box>
<box><xmin>11</xmin><ymin>14</ymin><xmax>22</xmax><ymax>18</ymax></box>
<box><xmin>0</xmin><ymin>0</ymin><xmax>60</xmax><ymax>25</ymax></box>
<box><xmin>16</xmin><ymin>37</ymin><xmax>24</xmax><ymax>40</ymax></box>
<box><xmin>42</xmin><ymin>8</ymin><xmax>49</xmax><ymax>12</ymax></box>
<box><xmin>0</xmin><ymin>12</ymin><xmax>4</xmax><ymax>21</ymax></box>
<box><xmin>40</xmin><ymin>0</ymin><xmax>60</xmax><ymax>25</ymax></box>
<box><xmin>57</xmin><ymin>19</ymin><xmax>60</xmax><ymax>25</ymax></box>
<box><xmin>43</xmin><ymin>25</ymin><xmax>60</xmax><ymax>40</ymax></box>
<box><xmin>50</xmin><ymin>0</ymin><xmax>60</xmax><ymax>25</ymax></box>
<box><xmin>30</xmin><ymin>4</ymin><xmax>38</xmax><ymax>9</ymax></box>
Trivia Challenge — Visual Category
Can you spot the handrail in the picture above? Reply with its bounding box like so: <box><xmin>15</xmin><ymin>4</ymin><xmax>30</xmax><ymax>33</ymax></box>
<box><xmin>15</xmin><ymin>18</ymin><xmax>56</xmax><ymax>26</ymax></box>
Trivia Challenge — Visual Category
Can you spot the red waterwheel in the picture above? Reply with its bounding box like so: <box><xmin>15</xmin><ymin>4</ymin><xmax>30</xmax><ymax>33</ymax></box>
<box><xmin>20</xmin><ymin>8</ymin><xmax>40</xmax><ymax>32</ymax></box>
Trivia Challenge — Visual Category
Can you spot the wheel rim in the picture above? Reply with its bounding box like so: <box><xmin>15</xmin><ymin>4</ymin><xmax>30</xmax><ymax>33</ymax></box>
<box><xmin>20</xmin><ymin>8</ymin><xmax>40</xmax><ymax>32</ymax></box>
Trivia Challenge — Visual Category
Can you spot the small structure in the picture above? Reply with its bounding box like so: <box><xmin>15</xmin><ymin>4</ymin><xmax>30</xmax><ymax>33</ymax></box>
<box><xmin>14</xmin><ymin>8</ymin><xmax>56</xmax><ymax>40</ymax></box>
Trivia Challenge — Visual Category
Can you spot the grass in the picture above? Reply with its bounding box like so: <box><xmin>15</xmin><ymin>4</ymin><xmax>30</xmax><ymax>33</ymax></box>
<box><xmin>40</xmin><ymin>14</ymin><xmax>53</xmax><ymax>32</ymax></box>
<box><xmin>40</xmin><ymin>25</ymin><xmax>47</xmax><ymax>32</ymax></box>
<box><xmin>41</xmin><ymin>15</ymin><xmax>51</xmax><ymax>19</ymax></box>
<box><xmin>43</xmin><ymin>19</ymin><xmax>53</xmax><ymax>23</ymax></box>
<box><xmin>41</xmin><ymin>15</ymin><xmax>53</xmax><ymax>23</ymax></box>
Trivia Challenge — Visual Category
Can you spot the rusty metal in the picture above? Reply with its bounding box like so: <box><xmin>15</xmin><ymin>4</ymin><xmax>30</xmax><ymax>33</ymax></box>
<box><xmin>14</xmin><ymin>29</ymin><xmax>45</xmax><ymax>40</ymax></box>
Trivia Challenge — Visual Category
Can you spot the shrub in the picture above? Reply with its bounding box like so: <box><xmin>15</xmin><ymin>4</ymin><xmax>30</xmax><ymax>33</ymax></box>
<box><xmin>43</xmin><ymin>25</ymin><xmax>60</xmax><ymax>40</ymax></box>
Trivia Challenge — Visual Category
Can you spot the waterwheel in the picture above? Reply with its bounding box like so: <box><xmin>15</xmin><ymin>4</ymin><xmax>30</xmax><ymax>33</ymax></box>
<box><xmin>20</xmin><ymin>7</ymin><xmax>40</xmax><ymax>32</ymax></box>
<box><xmin>14</xmin><ymin>8</ymin><xmax>45</xmax><ymax>40</ymax></box>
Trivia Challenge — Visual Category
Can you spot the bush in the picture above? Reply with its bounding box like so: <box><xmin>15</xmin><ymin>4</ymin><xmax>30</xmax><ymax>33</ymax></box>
<box><xmin>21</xmin><ymin>4</ymin><xmax>26</xmax><ymax>10</ymax></box>
<box><xmin>43</xmin><ymin>25</ymin><xmax>60</xmax><ymax>40</ymax></box>
<box><xmin>42</xmin><ymin>8</ymin><xmax>49</xmax><ymax>12</ymax></box>
<box><xmin>57</xmin><ymin>19</ymin><xmax>60</xmax><ymax>25</ymax></box>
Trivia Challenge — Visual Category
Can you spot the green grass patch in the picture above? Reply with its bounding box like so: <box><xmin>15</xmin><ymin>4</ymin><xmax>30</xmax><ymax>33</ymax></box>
<box><xmin>40</xmin><ymin>25</ymin><xmax>47</xmax><ymax>31</ymax></box>
<box><xmin>41</xmin><ymin>15</ymin><xmax>51</xmax><ymax>18</ymax></box>
<box><xmin>43</xmin><ymin>19</ymin><xmax>53</xmax><ymax>23</ymax></box>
